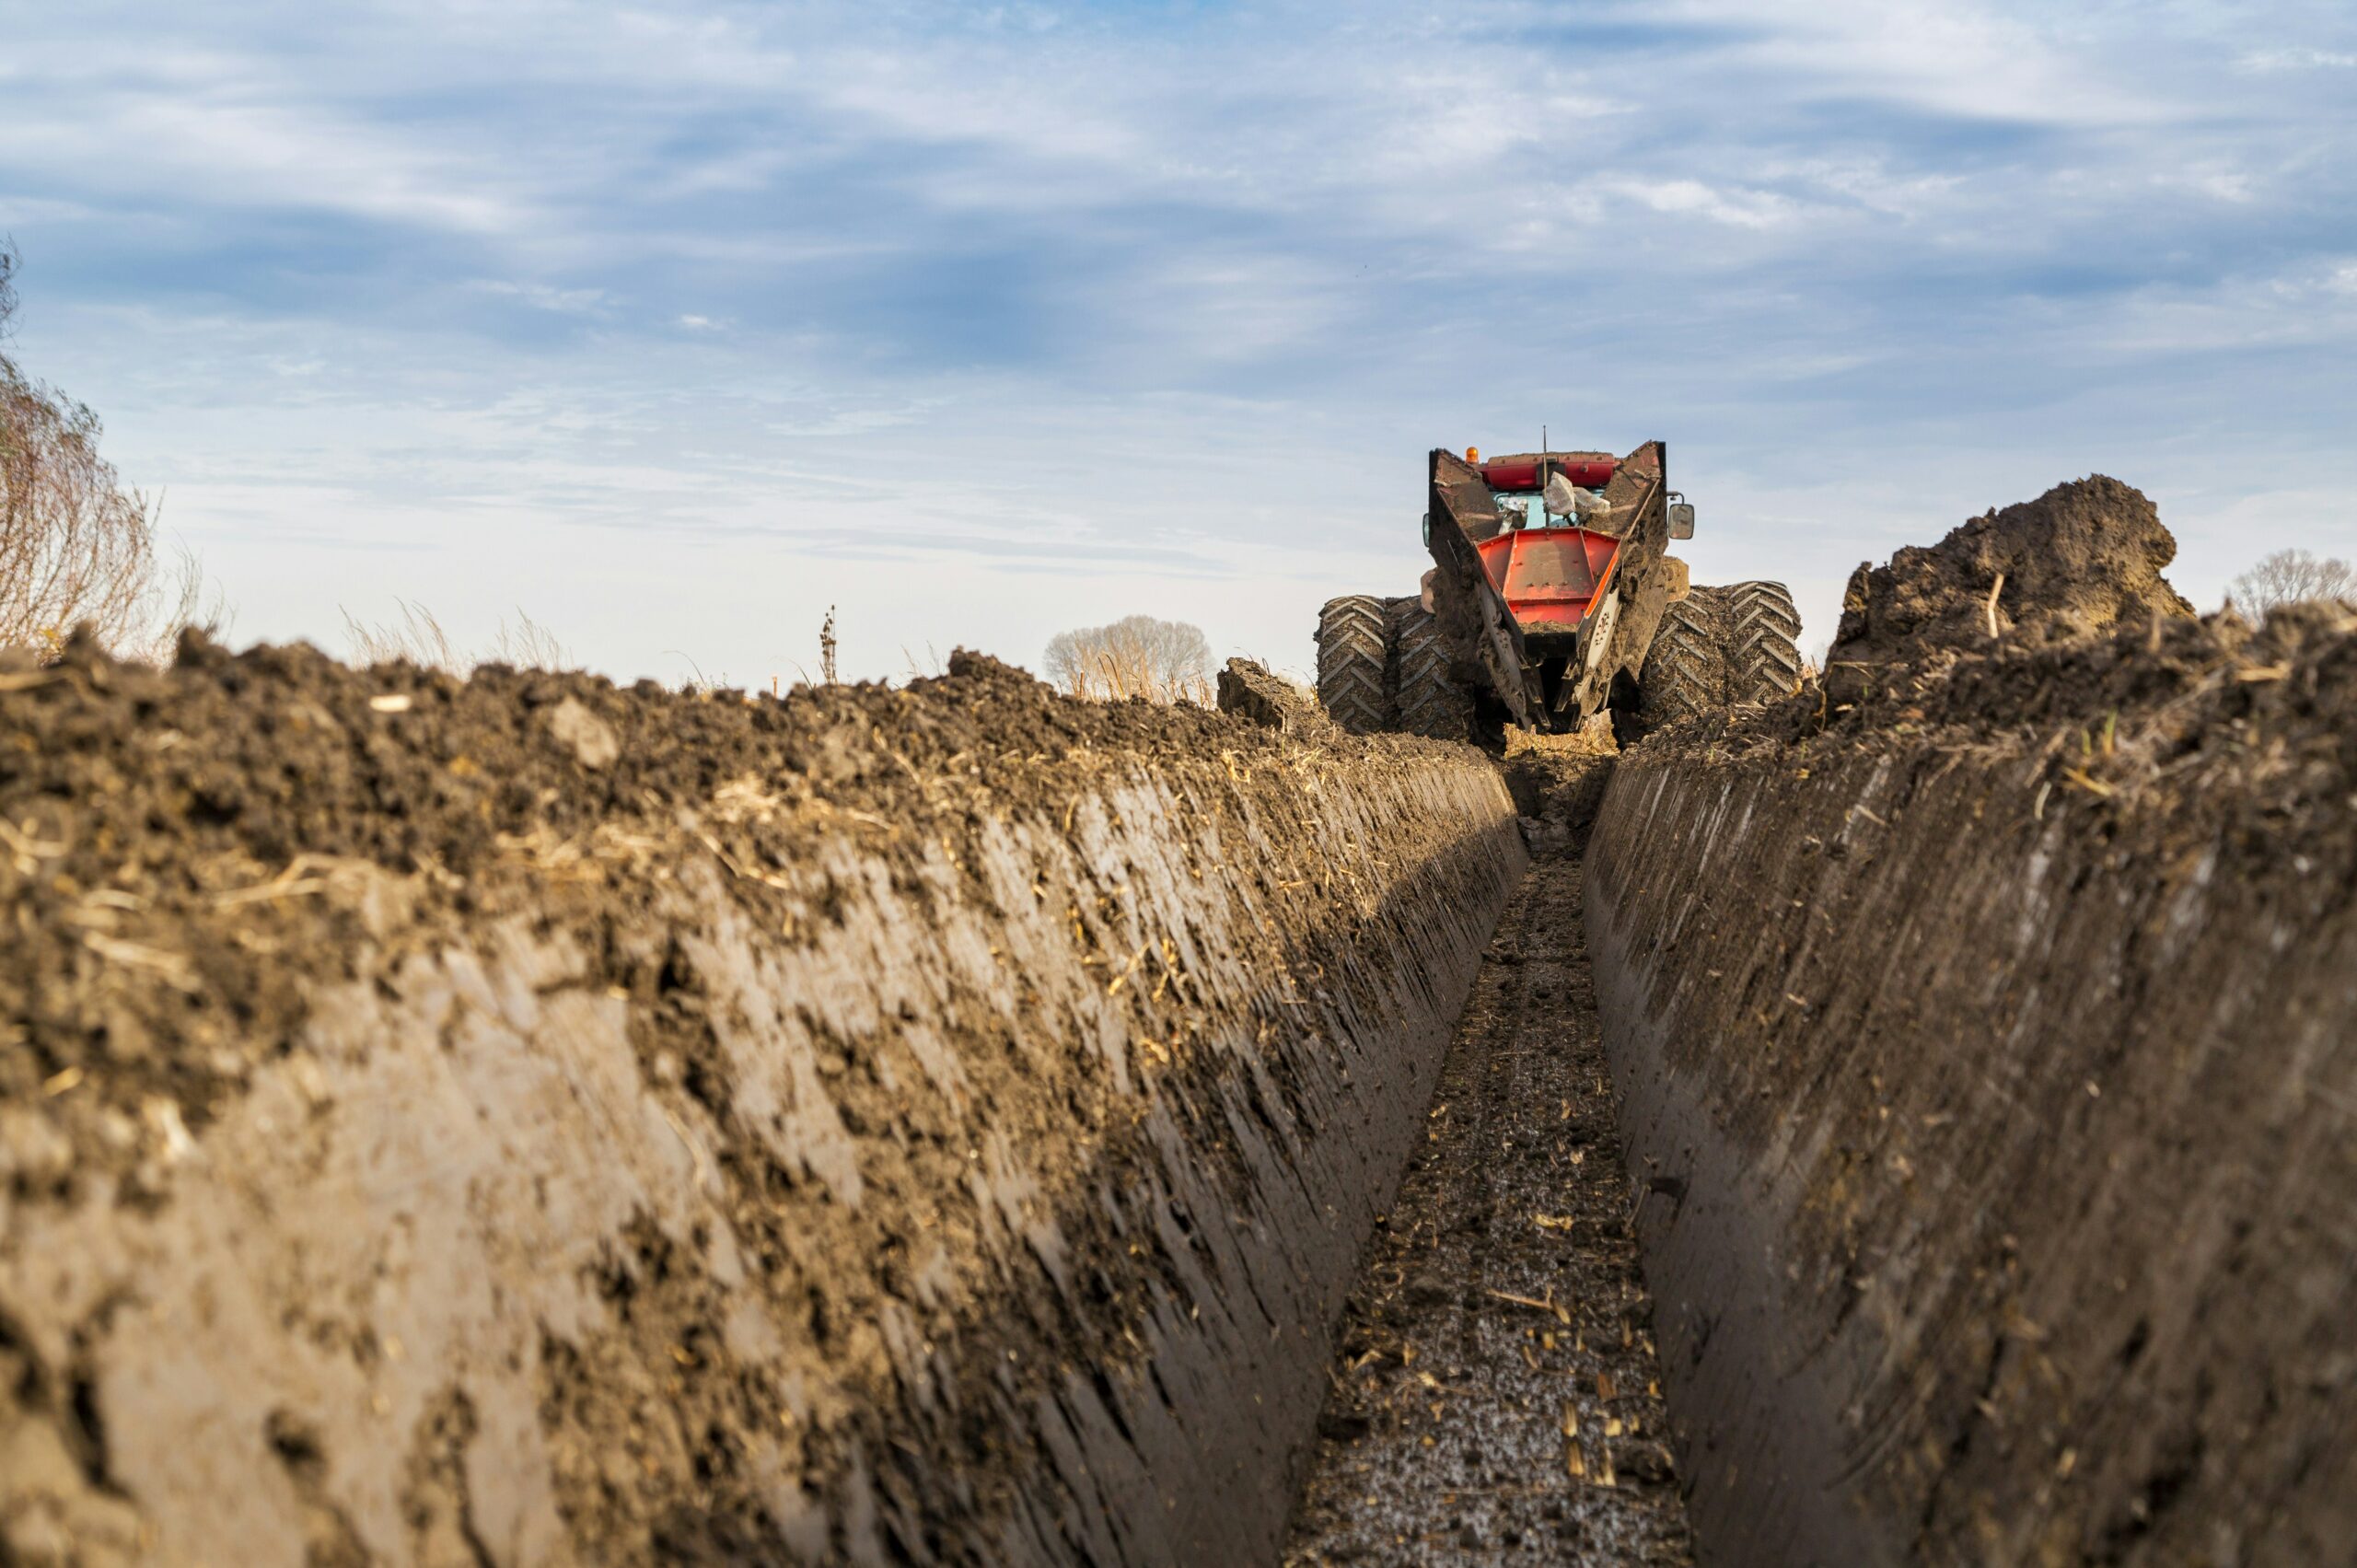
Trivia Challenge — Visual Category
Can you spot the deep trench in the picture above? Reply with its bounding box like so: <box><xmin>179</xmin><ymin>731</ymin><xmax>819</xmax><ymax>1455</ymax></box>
<box><xmin>1282</xmin><ymin>854</ymin><xmax>1694</xmax><ymax>1565</ymax></box>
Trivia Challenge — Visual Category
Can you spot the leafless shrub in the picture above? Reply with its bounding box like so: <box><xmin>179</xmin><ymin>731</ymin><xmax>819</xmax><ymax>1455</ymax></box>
<box><xmin>0</xmin><ymin>244</ymin><xmax>224</xmax><ymax>662</ymax></box>
<box><xmin>124</xmin><ymin>543</ymin><xmax>232</xmax><ymax>665</ymax></box>
<box><xmin>2225</xmin><ymin>549</ymin><xmax>2355</xmax><ymax>617</ymax></box>
<box><xmin>343</xmin><ymin>601</ymin><xmax>573</xmax><ymax>674</ymax></box>
<box><xmin>819</xmin><ymin>605</ymin><xmax>838</xmax><ymax>685</ymax></box>
<box><xmin>1044</xmin><ymin>614</ymin><xmax>1213</xmax><ymax>703</ymax></box>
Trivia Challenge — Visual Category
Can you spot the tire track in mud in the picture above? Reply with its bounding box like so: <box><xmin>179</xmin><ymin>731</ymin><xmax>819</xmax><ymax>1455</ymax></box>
<box><xmin>1283</xmin><ymin>858</ymin><xmax>1691</xmax><ymax>1565</ymax></box>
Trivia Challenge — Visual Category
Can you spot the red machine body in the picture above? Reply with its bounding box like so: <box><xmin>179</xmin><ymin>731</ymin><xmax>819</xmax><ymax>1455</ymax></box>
<box><xmin>1469</xmin><ymin>455</ymin><xmax>1625</xmax><ymax>636</ymax></box>
<box><xmin>1474</xmin><ymin>527</ymin><xmax>1620</xmax><ymax>635</ymax></box>
<box><xmin>1420</xmin><ymin>440</ymin><xmax>1672</xmax><ymax>735</ymax></box>
<box><xmin>1478</xmin><ymin>457</ymin><xmax>1618</xmax><ymax>492</ymax></box>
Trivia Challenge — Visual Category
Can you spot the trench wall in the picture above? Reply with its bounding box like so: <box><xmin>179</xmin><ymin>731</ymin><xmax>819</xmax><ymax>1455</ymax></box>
<box><xmin>0</xmin><ymin>649</ymin><xmax>1524</xmax><ymax>1567</ymax></box>
<box><xmin>1585</xmin><ymin>679</ymin><xmax>2357</xmax><ymax>1564</ymax></box>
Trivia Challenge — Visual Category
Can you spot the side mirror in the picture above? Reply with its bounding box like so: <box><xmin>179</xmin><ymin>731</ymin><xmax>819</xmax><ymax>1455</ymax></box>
<box><xmin>1667</xmin><ymin>501</ymin><xmax>1696</xmax><ymax>540</ymax></box>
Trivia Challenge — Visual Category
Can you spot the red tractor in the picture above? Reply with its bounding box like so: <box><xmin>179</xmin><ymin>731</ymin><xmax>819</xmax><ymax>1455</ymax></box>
<box><xmin>1317</xmin><ymin>442</ymin><xmax>1802</xmax><ymax>744</ymax></box>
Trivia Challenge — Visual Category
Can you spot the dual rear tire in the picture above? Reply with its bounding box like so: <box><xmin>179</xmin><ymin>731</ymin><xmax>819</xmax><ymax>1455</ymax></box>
<box><xmin>1638</xmin><ymin>580</ymin><xmax>1804</xmax><ymax>732</ymax></box>
<box><xmin>1315</xmin><ymin>596</ymin><xmax>1474</xmax><ymax>741</ymax></box>
<box><xmin>1320</xmin><ymin>578</ymin><xmax>1802</xmax><ymax>742</ymax></box>
<box><xmin>1389</xmin><ymin>600</ymin><xmax>1474</xmax><ymax>742</ymax></box>
<box><xmin>1314</xmin><ymin>596</ymin><xmax>1390</xmax><ymax>735</ymax></box>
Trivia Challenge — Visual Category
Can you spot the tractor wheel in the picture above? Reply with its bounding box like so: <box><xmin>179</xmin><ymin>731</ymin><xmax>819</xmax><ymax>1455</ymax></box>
<box><xmin>1388</xmin><ymin>600</ymin><xmax>1473</xmax><ymax>742</ymax></box>
<box><xmin>1723</xmin><ymin>581</ymin><xmax>1804</xmax><ymax>703</ymax></box>
<box><xmin>1639</xmin><ymin>587</ymin><xmax>1725</xmax><ymax>732</ymax></box>
<box><xmin>1316</xmin><ymin>595</ymin><xmax>1392</xmax><ymax>734</ymax></box>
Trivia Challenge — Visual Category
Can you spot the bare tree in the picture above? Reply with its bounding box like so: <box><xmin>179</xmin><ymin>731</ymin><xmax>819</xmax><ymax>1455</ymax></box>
<box><xmin>0</xmin><ymin>243</ymin><xmax>222</xmax><ymax>661</ymax></box>
<box><xmin>1043</xmin><ymin>614</ymin><xmax>1213</xmax><ymax>703</ymax></box>
<box><xmin>2225</xmin><ymin>549</ymin><xmax>2356</xmax><ymax>617</ymax></box>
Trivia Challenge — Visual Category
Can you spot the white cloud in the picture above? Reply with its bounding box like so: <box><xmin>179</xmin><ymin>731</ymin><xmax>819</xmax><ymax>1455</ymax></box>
<box><xmin>2179</xmin><ymin>168</ymin><xmax>2257</xmax><ymax>204</ymax></box>
<box><xmin>1609</xmin><ymin>177</ymin><xmax>1799</xmax><ymax>230</ymax></box>
<box><xmin>0</xmin><ymin>192</ymin><xmax>101</xmax><ymax>224</ymax></box>
<box><xmin>1652</xmin><ymin>0</ymin><xmax>2164</xmax><ymax>126</ymax></box>
<box><xmin>467</xmin><ymin>280</ymin><xmax>607</xmax><ymax>314</ymax></box>
<box><xmin>25</xmin><ymin>89</ymin><xmax>527</xmax><ymax>234</ymax></box>
<box><xmin>2239</xmin><ymin>46</ymin><xmax>2357</xmax><ymax>71</ymax></box>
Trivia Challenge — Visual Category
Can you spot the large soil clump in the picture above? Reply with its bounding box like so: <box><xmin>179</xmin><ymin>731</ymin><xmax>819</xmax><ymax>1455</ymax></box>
<box><xmin>1826</xmin><ymin>475</ymin><xmax>2194</xmax><ymax>703</ymax></box>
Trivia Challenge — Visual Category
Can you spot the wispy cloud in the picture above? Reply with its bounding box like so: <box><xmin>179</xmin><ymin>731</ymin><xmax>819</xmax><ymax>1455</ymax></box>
<box><xmin>2240</xmin><ymin>46</ymin><xmax>2357</xmax><ymax>71</ymax></box>
<box><xmin>1608</xmin><ymin>177</ymin><xmax>1800</xmax><ymax>230</ymax></box>
<box><xmin>469</xmin><ymin>280</ymin><xmax>608</xmax><ymax>314</ymax></box>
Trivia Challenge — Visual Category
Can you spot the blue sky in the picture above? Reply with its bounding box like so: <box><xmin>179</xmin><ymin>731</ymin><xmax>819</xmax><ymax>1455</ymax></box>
<box><xmin>5</xmin><ymin>0</ymin><xmax>2353</xmax><ymax>682</ymax></box>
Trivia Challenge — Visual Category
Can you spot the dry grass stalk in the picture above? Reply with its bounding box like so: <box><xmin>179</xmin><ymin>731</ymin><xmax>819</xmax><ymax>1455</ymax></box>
<box><xmin>343</xmin><ymin>601</ymin><xmax>574</xmax><ymax>675</ymax></box>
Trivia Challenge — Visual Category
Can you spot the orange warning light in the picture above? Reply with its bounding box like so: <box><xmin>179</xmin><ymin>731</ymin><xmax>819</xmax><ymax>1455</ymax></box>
<box><xmin>1466</xmin><ymin>447</ymin><xmax>1480</xmax><ymax>462</ymax></box>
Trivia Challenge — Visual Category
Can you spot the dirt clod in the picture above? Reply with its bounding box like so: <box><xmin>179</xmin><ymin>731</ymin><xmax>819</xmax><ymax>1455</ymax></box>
<box><xmin>1826</xmin><ymin>475</ymin><xmax>2194</xmax><ymax>703</ymax></box>
<box><xmin>1217</xmin><ymin>656</ymin><xmax>1336</xmax><ymax>739</ymax></box>
<box><xmin>544</xmin><ymin>696</ymin><xmax>621</xmax><ymax>768</ymax></box>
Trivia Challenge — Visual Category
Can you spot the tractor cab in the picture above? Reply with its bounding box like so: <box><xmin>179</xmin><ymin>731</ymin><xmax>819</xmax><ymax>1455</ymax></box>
<box><xmin>1464</xmin><ymin>450</ymin><xmax>1630</xmax><ymax>643</ymax></box>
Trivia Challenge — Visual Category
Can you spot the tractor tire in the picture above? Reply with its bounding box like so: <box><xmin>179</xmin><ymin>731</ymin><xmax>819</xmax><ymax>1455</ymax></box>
<box><xmin>1388</xmin><ymin>600</ymin><xmax>1473</xmax><ymax>742</ymax></box>
<box><xmin>1639</xmin><ymin>587</ymin><xmax>1726</xmax><ymax>732</ymax></box>
<box><xmin>1316</xmin><ymin>595</ymin><xmax>1392</xmax><ymax>735</ymax></box>
<box><xmin>1723</xmin><ymin>580</ymin><xmax>1804</xmax><ymax>703</ymax></box>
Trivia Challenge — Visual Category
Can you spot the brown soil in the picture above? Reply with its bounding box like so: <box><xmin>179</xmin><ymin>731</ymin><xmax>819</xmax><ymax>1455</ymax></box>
<box><xmin>1497</xmin><ymin>726</ymin><xmax>1615</xmax><ymax>859</ymax></box>
<box><xmin>1585</xmin><ymin>490</ymin><xmax>2357</xmax><ymax>1563</ymax></box>
<box><xmin>1283</xmin><ymin>858</ymin><xmax>1690</xmax><ymax>1566</ymax></box>
<box><xmin>12</xmin><ymin>463</ymin><xmax>2339</xmax><ymax>1568</ymax></box>
<box><xmin>1218</xmin><ymin>656</ymin><xmax>1337</xmax><ymax>740</ymax></box>
<box><xmin>1825</xmin><ymin>475</ymin><xmax>2195</xmax><ymax>704</ymax></box>
<box><xmin>0</xmin><ymin>633</ymin><xmax>1526</xmax><ymax>1566</ymax></box>
<box><xmin>0</xmin><ymin>633</ymin><xmax>1273</xmax><ymax>1162</ymax></box>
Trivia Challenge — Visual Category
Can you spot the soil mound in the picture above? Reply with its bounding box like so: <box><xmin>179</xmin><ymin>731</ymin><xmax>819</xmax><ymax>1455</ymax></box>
<box><xmin>1827</xmin><ymin>475</ymin><xmax>2193</xmax><ymax>701</ymax></box>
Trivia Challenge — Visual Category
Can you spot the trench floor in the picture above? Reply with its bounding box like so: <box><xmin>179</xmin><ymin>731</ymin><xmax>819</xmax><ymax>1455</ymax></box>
<box><xmin>1282</xmin><ymin>859</ymin><xmax>1694</xmax><ymax>1565</ymax></box>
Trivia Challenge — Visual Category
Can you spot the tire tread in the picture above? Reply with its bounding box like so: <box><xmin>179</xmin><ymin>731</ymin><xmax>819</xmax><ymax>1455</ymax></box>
<box><xmin>1388</xmin><ymin>600</ymin><xmax>1471</xmax><ymax>741</ymax></box>
<box><xmin>1317</xmin><ymin>595</ymin><xmax>1392</xmax><ymax>734</ymax></box>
